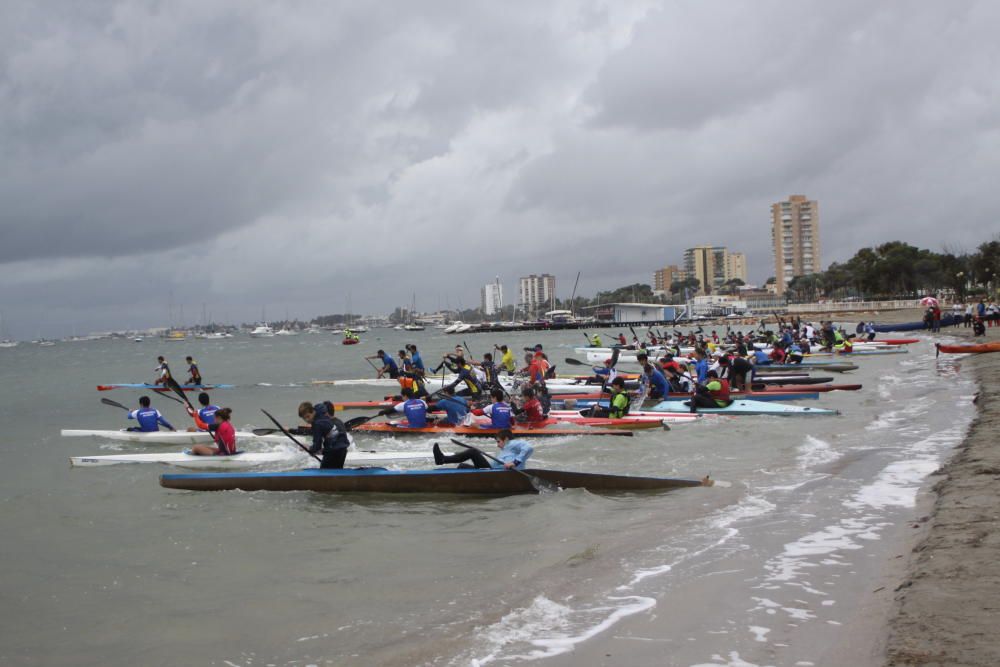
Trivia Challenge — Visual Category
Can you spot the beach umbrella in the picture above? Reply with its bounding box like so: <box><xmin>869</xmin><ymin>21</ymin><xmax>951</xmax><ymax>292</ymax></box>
<box><xmin>920</xmin><ymin>296</ymin><xmax>939</xmax><ymax>308</ymax></box>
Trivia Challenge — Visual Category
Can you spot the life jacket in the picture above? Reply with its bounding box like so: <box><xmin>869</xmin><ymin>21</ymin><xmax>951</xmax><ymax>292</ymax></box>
<box><xmin>609</xmin><ymin>391</ymin><xmax>631</xmax><ymax>418</ymax></box>
<box><xmin>457</xmin><ymin>363</ymin><xmax>481</xmax><ymax>395</ymax></box>
<box><xmin>708</xmin><ymin>378</ymin><xmax>731</xmax><ymax>403</ymax></box>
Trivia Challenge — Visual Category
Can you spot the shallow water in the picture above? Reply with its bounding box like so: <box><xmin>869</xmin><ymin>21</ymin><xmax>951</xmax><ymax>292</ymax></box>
<box><xmin>0</xmin><ymin>329</ymin><xmax>975</xmax><ymax>666</ymax></box>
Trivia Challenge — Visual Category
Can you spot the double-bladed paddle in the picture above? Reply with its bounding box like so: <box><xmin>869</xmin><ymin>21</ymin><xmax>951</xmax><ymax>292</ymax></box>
<box><xmin>260</xmin><ymin>408</ymin><xmax>322</xmax><ymax>463</ymax></box>
<box><xmin>447</xmin><ymin>438</ymin><xmax>559</xmax><ymax>494</ymax></box>
<box><xmin>100</xmin><ymin>397</ymin><xmax>129</xmax><ymax>411</ymax></box>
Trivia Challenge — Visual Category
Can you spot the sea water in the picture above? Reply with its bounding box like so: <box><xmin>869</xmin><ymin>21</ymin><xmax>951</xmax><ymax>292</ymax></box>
<box><xmin>0</xmin><ymin>329</ymin><xmax>975</xmax><ymax>666</ymax></box>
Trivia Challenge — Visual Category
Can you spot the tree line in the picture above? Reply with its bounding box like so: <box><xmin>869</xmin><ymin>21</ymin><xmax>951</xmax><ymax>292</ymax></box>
<box><xmin>786</xmin><ymin>238</ymin><xmax>1000</xmax><ymax>302</ymax></box>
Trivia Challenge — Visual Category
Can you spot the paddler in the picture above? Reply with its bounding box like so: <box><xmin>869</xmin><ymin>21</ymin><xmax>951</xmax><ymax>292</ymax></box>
<box><xmin>185</xmin><ymin>392</ymin><xmax>220</xmax><ymax>432</ymax></box>
<box><xmin>590</xmin><ymin>333</ymin><xmax>602</xmax><ymax>347</ymax></box>
<box><xmin>617</xmin><ymin>333</ymin><xmax>628</xmax><ymax>347</ymax></box>
<box><xmin>471</xmin><ymin>388</ymin><xmax>513</xmax><ymax>429</ymax></box>
<box><xmin>153</xmin><ymin>356</ymin><xmax>171</xmax><ymax>386</ymax></box>
<box><xmin>406</xmin><ymin>344</ymin><xmax>425</xmax><ymax>375</ymax></box>
<box><xmin>378</xmin><ymin>387</ymin><xmax>428</xmax><ymax>427</ymax></box>
<box><xmin>441</xmin><ymin>355</ymin><xmax>483</xmax><ymax>398</ymax></box>
<box><xmin>589</xmin><ymin>358</ymin><xmax>617</xmax><ymax>387</ymax></box>
<box><xmin>689</xmin><ymin>370</ymin><xmax>732</xmax><ymax>412</ymax></box>
<box><xmin>514</xmin><ymin>386</ymin><xmax>546</xmax><ymax>424</ymax></box>
<box><xmin>126</xmin><ymin>396</ymin><xmax>176</xmax><ymax>432</ymax></box>
<box><xmin>298</xmin><ymin>401</ymin><xmax>351</xmax><ymax>468</ymax></box>
<box><xmin>367</xmin><ymin>349</ymin><xmax>400</xmax><ymax>379</ymax></box>
<box><xmin>496</xmin><ymin>344</ymin><xmax>516</xmax><ymax>374</ymax></box>
<box><xmin>184</xmin><ymin>356</ymin><xmax>203</xmax><ymax>386</ymax></box>
<box><xmin>587</xmin><ymin>377</ymin><xmax>630</xmax><ymax>419</ymax></box>
<box><xmin>435</xmin><ymin>386</ymin><xmax>470</xmax><ymax>425</ymax></box>
<box><xmin>432</xmin><ymin>429</ymin><xmax>534</xmax><ymax>470</ymax></box>
<box><xmin>189</xmin><ymin>408</ymin><xmax>237</xmax><ymax>456</ymax></box>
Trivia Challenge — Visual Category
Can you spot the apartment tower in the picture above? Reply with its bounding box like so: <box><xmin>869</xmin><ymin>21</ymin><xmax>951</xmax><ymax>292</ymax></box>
<box><xmin>771</xmin><ymin>195</ymin><xmax>820</xmax><ymax>295</ymax></box>
<box><xmin>682</xmin><ymin>247</ymin><xmax>748</xmax><ymax>294</ymax></box>
<box><xmin>518</xmin><ymin>274</ymin><xmax>555</xmax><ymax>317</ymax></box>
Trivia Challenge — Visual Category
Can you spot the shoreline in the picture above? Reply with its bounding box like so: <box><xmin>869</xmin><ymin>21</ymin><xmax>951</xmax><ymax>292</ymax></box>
<box><xmin>885</xmin><ymin>326</ymin><xmax>1000</xmax><ymax>666</ymax></box>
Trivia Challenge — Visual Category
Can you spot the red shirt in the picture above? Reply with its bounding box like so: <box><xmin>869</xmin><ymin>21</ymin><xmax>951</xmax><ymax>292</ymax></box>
<box><xmin>521</xmin><ymin>398</ymin><xmax>544</xmax><ymax>423</ymax></box>
<box><xmin>214</xmin><ymin>421</ymin><xmax>237</xmax><ymax>455</ymax></box>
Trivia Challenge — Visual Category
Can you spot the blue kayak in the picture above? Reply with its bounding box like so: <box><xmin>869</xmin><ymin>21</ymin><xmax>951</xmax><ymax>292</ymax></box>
<box><xmin>97</xmin><ymin>383</ymin><xmax>235</xmax><ymax>391</ymax></box>
<box><xmin>553</xmin><ymin>392</ymin><xmax>821</xmax><ymax>409</ymax></box>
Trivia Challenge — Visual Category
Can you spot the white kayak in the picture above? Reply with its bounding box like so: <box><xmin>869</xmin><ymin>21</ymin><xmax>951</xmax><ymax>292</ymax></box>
<box><xmin>61</xmin><ymin>429</ymin><xmax>289</xmax><ymax>445</ymax></box>
<box><xmin>547</xmin><ymin>409</ymin><xmax>701</xmax><ymax>424</ymax></box>
<box><xmin>70</xmin><ymin>449</ymin><xmax>433</xmax><ymax>469</ymax></box>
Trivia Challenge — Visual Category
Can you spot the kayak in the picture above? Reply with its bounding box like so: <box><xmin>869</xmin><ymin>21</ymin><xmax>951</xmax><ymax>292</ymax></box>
<box><xmin>556</xmin><ymin>391</ymin><xmax>820</xmax><ymax>407</ymax></box>
<box><xmin>753</xmin><ymin>363</ymin><xmax>858</xmax><ymax>373</ymax></box>
<box><xmin>70</xmin><ymin>450</ymin><xmax>431</xmax><ymax>469</ymax></box>
<box><xmin>936</xmin><ymin>341</ymin><xmax>1000</xmax><ymax>354</ymax></box>
<box><xmin>646</xmin><ymin>399</ymin><xmax>839</xmax><ymax>416</ymax></box>
<box><xmin>352</xmin><ymin>422</ymin><xmax>633</xmax><ymax>437</ymax></box>
<box><xmin>61</xmin><ymin>428</ymin><xmax>288</xmax><ymax>445</ymax></box>
<box><xmin>548</xmin><ymin>409</ymin><xmax>701</xmax><ymax>424</ymax></box>
<box><xmin>160</xmin><ymin>467</ymin><xmax>710</xmax><ymax>494</ymax></box>
<box><xmin>96</xmin><ymin>383</ymin><xmax>235</xmax><ymax>391</ymax></box>
<box><xmin>872</xmin><ymin>314</ymin><xmax>961</xmax><ymax>332</ymax></box>
<box><xmin>755</xmin><ymin>376</ymin><xmax>834</xmax><ymax>385</ymax></box>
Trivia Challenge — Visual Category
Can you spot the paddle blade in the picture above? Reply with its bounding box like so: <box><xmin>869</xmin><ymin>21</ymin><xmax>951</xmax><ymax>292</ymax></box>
<box><xmin>100</xmin><ymin>397</ymin><xmax>129</xmax><ymax>411</ymax></box>
<box><xmin>344</xmin><ymin>415</ymin><xmax>374</xmax><ymax>430</ymax></box>
<box><xmin>448</xmin><ymin>438</ymin><xmax>560</xmax><ymax>494</ymax></box>
<box><xmin>563</xmin><ymin>357</ymin><xmax>585</xmax><ymax>366</ymax></box>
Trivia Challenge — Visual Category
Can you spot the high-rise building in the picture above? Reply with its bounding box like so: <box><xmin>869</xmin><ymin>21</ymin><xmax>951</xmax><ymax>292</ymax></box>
<box><xmin>682</xmin><ymin>246</ymin><xmax>748</xmax><ymax>294</ymax></box>
<box><xmin>771</xmin><ymin>195</ymin><xmax>821</xmax><ymax>294</ymax></box>
<box><xmin>654</xmin><ymin>265</ymin><xmax>682</xmax><ymax>294</ymax></box>
<box><xmin>481</xmin><ymin>281</ymin><xmax>503</xmax><ymax>316</ymax></box>
<box><xmin>518</xmin><ymin>274</ymin><xmax>555</xmax><ymax>317</ymax></box>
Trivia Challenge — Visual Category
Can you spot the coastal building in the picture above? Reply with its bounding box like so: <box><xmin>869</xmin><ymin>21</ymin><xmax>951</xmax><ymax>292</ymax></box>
<box><xmin>481</xmin><ymin>282</ymin><xmax>503</xmax><ymax>316</ymax></box>
<box><xmin>588</xmin><ymin>303</ymin><xmax>679</xmax><ymax>323</ymax></box>
<box><xmin>518</xmin><ymin>274</ymin><xmax>555</xmax><ymax>318</ymax></box>
<box><xmin>682</xmin><ymin>246</ymin><xmax>748</xmax><ymax>294</ymax></box>
<box><xmin>653</xmin><ymin>265</ymin><xmax>682</xmax><ymax>294</ymax></box>
<box><xmin>771</xmin><ymin>195</ymin><xmax>820</xmax><ymax>295</ymax></box>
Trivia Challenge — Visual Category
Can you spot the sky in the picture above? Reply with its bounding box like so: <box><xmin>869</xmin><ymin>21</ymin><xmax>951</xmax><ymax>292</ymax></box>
<box><xmin>2</xmin><ymin>1</ymin><xmax>999</xmax><ymax>338</ymax></box>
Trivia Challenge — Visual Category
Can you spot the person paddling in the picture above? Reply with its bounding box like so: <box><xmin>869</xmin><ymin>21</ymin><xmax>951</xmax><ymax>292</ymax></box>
<box><xmin>185</xmin><ymin>392</ymin><xmax>220</xmax><ymax>432</ymax></box>
<box><xmin>367</xmin><ymin>350</ymin><xmax>400</xmax><ymax>379</ymax></box>
<box><xmin>189</xmin><ymin>408</ymin><xmax>236</xmax><ymax>456</ymax></box>
<box><xmin>433</xmin><ymin>429</ymin><xmax>533</xmax><ymax>470</ymax></box>
<box><xmin>185</xmin><ymin>356</ymin><xmax>203</xmax><ymax>386</ymax></box>
<box><xmin>588</xmin><ymin>377</ymin><xmax>630</xmax><ymax>419</ymax></box>
<box><xmin>689</xmin><ymin>370</ymin><xmax>732</xmax><ymax>412</ymax></box>
<box><xmin>127</xmin><ymin>395</ymin><xmax>176</xmax><ymax>432</ymax></box>
<box><xmin>471</xmin><ymin>388</ymin><xmax>513</xmax><ymax>428</ymax></box>
<box><xmin>298</xmin><ymin>401</ymin><xmax>351</xmax><ymax>468</ymax></box>
<box><xmin>379</xmin><ymin>387</ymin><xmax>428</xmax><ymax>427</ymax></box>
<box><xmin>153</xmin><ymin>356</ymin><xmax>171</xmax><ymax>386</ymax></box>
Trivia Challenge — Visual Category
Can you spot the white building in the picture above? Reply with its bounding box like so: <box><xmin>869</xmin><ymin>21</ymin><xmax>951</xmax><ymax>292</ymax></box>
<box><xmin>518</xmin><ymin>274</ymin><xmax>555</xmax><ymax>318</ymax></box>
<box><xmin>481</xmin><ymin>282</ymin><xmax>503</xmax><ymax>316</ymax></box>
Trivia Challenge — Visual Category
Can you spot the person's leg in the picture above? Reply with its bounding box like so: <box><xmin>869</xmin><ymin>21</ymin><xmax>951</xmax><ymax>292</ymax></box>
<box><xmin>433</xmin><ymin>445</ymin><xmax>489</xmax><ymax>468</ymax></box>
<box><xmin>321</xmin><ymin>448</ymin><xmax>348</xmax><ymax>469</ymax></box>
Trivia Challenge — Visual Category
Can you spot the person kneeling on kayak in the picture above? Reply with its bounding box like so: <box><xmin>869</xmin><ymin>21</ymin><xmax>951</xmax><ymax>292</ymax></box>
<box><xmin>127</xmin><ymin>396</ymin><xmax>175</xmax><ymax>432</ymax></box>
<box><xmin>688</xmin><ymin>371</ymin><xmax>733</xmax><ymax>412</ymax></box>
<box><xmin>588</xmin><ymin>377</ymin><xmax>630</xmax><ymax>419</ymax></box>
<box><xmin>190</xmin><ymin>408</ymin><xmax>237</xmax><ymax>456</ymax></box>
<box><xmin>433</xmin><ymin>429</ymin><xmax>533</xmax><ymax>470</ymax></box>
<box><xmin>299</xmin><ymin>401</ymin><xmax>351</xmax><ymax>468</ymax></box>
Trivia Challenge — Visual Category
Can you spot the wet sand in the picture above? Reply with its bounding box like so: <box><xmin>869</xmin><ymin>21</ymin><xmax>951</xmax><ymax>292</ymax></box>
<box><xmin>541</xmin><ymin>307</ymin><xmax>1000</xmax><ymax>667</ymax></box>
<box><xmin>886</xmin><ymin>323</ymin><xmax>1000</xmax><ymax>666</ymax></box>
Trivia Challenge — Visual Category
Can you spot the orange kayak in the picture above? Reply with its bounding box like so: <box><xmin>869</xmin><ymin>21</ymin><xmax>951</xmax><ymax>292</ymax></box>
<box><xmin>936</xmin><ymin>341</ymin><xmax>1000</xmax><ymax>354</ymax></box>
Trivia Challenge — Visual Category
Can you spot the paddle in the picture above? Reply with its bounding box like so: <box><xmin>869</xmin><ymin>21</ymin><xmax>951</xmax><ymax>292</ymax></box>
<box><xmin>251</xmin><ymin>416</ymin><xmax>374</xmax><ymax>437</ymax></box>
<box><xmin>364</xmin><ymin>356</ymin><xmax>381</xmax><ymax>376</ymax></box>
<box><xmin>564</xmin><ymin>357</ymin><xmax>586</xmax><ymax>366</ymax></box>
<box><xmin>448</xmin><ymin>438</ymin><xmax>559</xmax><ymax>494</ymax></box>
<box><xmin>100</xmin><ymin>397</ymin><xmax>129</xmax><ymax>411</ymax></box>
<box><xmin>155</xmin><ymin>391</ymin><xmax>186</xmax><ymax>406</ymax></box>
<box><xmin>260</xmin><ymin>408</ymin><xmax>322</xmax><ymax>463</ymax></box>
<box><xmin>165</xmin><ymin>376</ymin><xmax>195</xmax><ymax>411</ymax></box>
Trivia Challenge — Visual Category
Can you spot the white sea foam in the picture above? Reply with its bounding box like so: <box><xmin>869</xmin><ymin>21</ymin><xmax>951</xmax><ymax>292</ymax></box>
<box><xmin>690</xmin><ymin>651</ymin><xmax>776</xmax><ymax>667</ymax></box>
<box><xmin>796</xmin><ymin>435</ymin><xmax>839</xmax><ymax>469</ymax></box>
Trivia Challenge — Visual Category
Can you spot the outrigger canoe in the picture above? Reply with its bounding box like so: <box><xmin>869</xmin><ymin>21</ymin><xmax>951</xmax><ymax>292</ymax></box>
<box><xmin>71</xmin><ymin>450</ymin><xmax>431</xmax><ymax>469</ymax></box>
<box><xmin>96</xmin><ymin>383</ymin><xmax>235</xmax><ymax>391</ymax></box>
<box><xmin>754</xmin><ymin>363</ymin><xmax>858</xmax><ymax>373</ymax></box>
<box><xmin>61</xmin><ymin>429</ymin><xmax>288</xmax><ymax>445</ymax></box>
<box><xmin>352</xmin><ymin>422</ymin><xmax>633</xmax><ymax>437</ymax></box>
<box><xmin>872</xmin><ymin>315</ymin><xmax>960</xmax><ymax>332</ymax></box>
<box><xmin>936</xmin><ymin>341</ymin><xmax>1000</xmax><ymax>354</ymax></box>
<box><xmin>647</xmin><ymin>399</ymin><xmax>839</xmax><ymax>416</ymax></box>
<box><xmin>159</xmin><ymin>467</ymin><xmax>710</xmax><ymax>494</ymax></box>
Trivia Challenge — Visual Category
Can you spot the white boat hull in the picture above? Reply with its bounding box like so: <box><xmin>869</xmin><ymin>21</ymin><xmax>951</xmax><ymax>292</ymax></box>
<box><xmin>70</xmin><ymin>450</ymin><xmax>433</xmax><ymax>469</ymax></box>
<box><xmin>62</xmin><ymin>429</ymin><xmax>289</xmax><ymax>445</ymax></box>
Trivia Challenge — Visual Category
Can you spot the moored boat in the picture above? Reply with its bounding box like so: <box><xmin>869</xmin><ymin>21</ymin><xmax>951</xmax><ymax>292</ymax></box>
<box><xmin>160</xmin><ymin>467</ymin><xmax>710</xmax><ymax>494</ymax></box>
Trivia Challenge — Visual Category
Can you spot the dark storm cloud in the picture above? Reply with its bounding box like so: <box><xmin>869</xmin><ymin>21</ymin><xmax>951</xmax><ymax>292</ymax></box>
<box><xmin>1</xmin><ymin>1</ymin><xmax>998</xmax><ymax>338</ymax></box>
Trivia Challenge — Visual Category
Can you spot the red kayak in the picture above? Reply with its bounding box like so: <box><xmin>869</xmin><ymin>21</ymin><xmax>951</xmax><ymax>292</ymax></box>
<box><xmin>936</xmin><ymin>341</ymin><xmax>1000</xmax><ymax>354</ymax></box>
<box><xmin>353</xmin><ymin>421</ymin><xmax>633</xmax><ymax>437</ymax></box>
<box><xmin>342</xmin><ymin>338</ymin><xmax>360</xmax><ymax>345</ymax></box>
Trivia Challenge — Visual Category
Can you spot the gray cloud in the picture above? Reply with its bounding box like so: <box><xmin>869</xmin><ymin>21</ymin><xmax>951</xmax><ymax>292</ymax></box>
<box><xmin>2</xmin><ymin>1</ymin><xmax>999</xmax><ymax>338</ymax></box>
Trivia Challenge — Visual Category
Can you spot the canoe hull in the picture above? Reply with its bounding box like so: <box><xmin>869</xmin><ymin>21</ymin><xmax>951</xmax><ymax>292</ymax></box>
<box><xmin>648</xmin><ymin>399</ymin><xmax>839</xmax><ymax>416</ymax></box>
<box><xmin>353</xmin><ymin>422</ymin><xmax>632</xmax><ymax>437</ymax></box>
<box><xmin>71</xmin><ymin>450</ymin><xmax>431</xmax><ymax>469</ymax></box>
<box><xmin>936</xmin><ymin>341</ymin><xmax>1000</xmax><ymax>354</ymax></box>
<box><xmin>159</xmin><ymin>467</ymin><xmax>707</xmax><ymax>494</ymax></box>
<box><xmin>96</xmin><ymin>383</ymin><xmax>234</xmax><ymax>391</ymax></box>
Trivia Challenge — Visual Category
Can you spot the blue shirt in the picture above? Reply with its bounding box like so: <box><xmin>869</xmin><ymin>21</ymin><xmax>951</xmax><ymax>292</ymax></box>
<box><xmin>436</xmin><ymin>395</ymin><xmax>469</xmax><ymax>425</ymax></box>
<box><xmin>410</xmin><ymin>351</ymin><xmax>424</xmax><ymax>371</ymax></box>
<box><xmin>395</xmin><ymin>398</ymin><xmax>428</xmax><ymax>428</ymax></box>
<box><xmin>649</xmin><ymin>368</ymin><xmax>668</xmax><ymax>395</ymax></box>
<box><xmin>694</xmin><ymin>358</ymin><xmax>709</xmax><ymax>383</ymax></box>
<box><xmin>484</xmin><ymin>401</ymin><xmax>512</xmax><ymax>429</ymax></box>
<box><xmin>198</xmin><ymin>404</ymin><xmax>220</xmax><ymax>428</ymax></box>
<box><xmin>128</xmin><ymin>407</ymin><xmax>173</xmax><ymax>432</ymax></box>
<box><xmin>491</xmin><ymin>439</ymin><xmax>534</xmax><ymax>470</ymax></box>
<box><xmin>753</xmin><ymin>349</ymin><xmax>771</xmax><ymax>365</ymax></box>
<box><xmin>380</xmin><ymin>354</ymin><xmax>398</xmax><ymax>373</ymax></box>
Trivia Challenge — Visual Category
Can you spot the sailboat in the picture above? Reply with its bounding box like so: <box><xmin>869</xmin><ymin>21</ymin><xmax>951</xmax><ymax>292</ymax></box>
<box><xmin>404</xmin><ymin>293</ymin><xmax>425</xmax><ymax>331</ymax></box>
<box><xmin>0</xmin><ymin>313</ymin><xmax>17</xmax><ymax>348</ymax></box>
